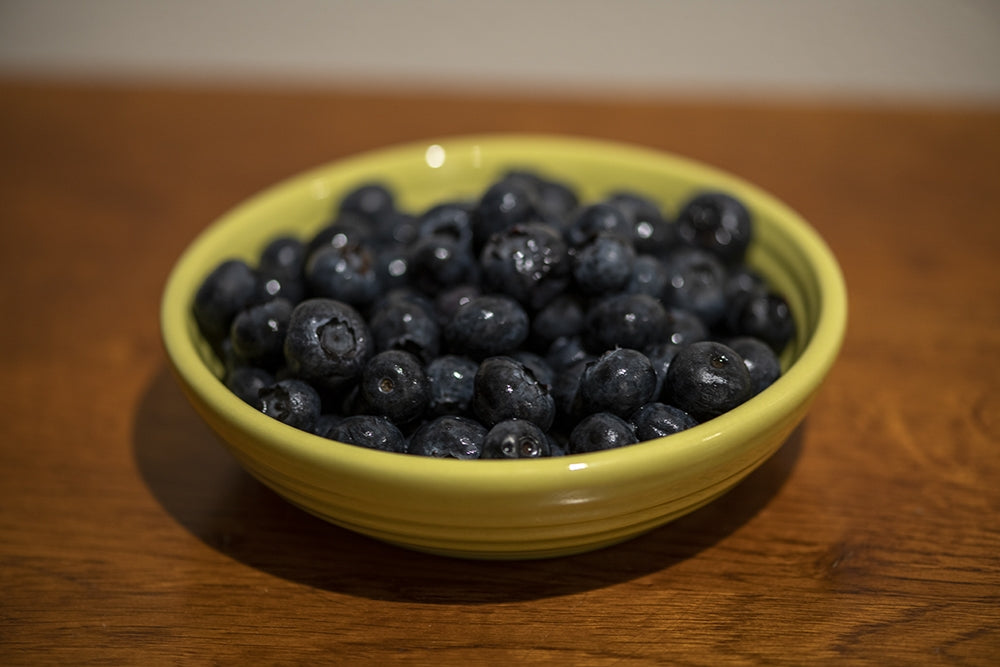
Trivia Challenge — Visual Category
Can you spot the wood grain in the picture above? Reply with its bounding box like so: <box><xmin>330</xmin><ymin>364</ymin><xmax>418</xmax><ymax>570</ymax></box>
<box><xmin>1</xmin><ymin>79</ymin><xmax>998</xmax><ymax>665</ymax></box>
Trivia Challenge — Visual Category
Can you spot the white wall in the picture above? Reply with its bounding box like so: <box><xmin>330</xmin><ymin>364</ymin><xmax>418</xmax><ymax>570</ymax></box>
<box><xmin>2</xmin><ymin>0</ymin><xmax>998</xmax><ymax>103</ymax></box>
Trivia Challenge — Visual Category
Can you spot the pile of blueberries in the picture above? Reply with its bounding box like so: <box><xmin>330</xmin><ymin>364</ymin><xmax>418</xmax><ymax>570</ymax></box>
<box><xmin>193</xmin><ymin>169</ymin><xmax>795</xmax><ymax>458</ymax></box>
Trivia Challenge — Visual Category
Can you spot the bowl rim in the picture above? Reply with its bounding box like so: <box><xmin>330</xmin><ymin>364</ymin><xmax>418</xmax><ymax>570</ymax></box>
<box><xmin>160</xmin><ymin>133</ymin><xmax>847</xmax><ymax>494</ymax></box>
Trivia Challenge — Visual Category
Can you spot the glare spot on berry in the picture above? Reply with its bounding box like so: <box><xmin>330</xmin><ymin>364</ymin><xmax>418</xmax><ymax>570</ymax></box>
<box><xmin>388</xmin><ymin>258</ymin><xmax>407</xmax><ymax>277</ymax></box>
<box><xmin>671</xmin><ymin>275</ymin><xmax>685</xmax><ymax>288</ymax></box>
<box><xmin>434</xmin><ymin>246</ymin><xmax>450</xmax><ymax>261</ymax></box>
<box><xmin>331</xmin><ymin>233</ymin><xmax>348</xmax><ymax>249</ymax></box>
<box><xmin>636</xmin><ymin>221</ymin><xmax>653</xmax><ymax>239</ymax></box>
<box><xmin>264</xmin><ymin>278</ymin><xmax>281</xmax><ymax>296</ymax></box>
<box><xmin>710</xmin><ymin>354</ymin><xmax>729</xmax><ymax>369</ymax></box>
<box><xmin>379</xmin><ymin>378</ymin><xmax>394</xmax><ymax>394</ymax></box>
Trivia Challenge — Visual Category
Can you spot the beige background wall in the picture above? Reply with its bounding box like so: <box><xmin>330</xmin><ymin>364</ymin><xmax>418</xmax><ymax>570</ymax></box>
<box><xmin>1</xmin><ymin>0</ymin><xmax>998</xmax><ymax>104</ymax></box>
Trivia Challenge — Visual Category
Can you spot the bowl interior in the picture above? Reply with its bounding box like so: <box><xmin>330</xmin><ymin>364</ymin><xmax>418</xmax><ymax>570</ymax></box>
<box><xmin>161</xmin><ymin>134</ymin><xmax>847</xmax><ymax>558</ymax></box>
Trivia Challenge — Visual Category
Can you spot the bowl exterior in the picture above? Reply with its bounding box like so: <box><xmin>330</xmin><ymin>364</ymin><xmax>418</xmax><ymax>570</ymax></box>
<box><xmin>161</xmin><ymin>135</ymin><xmax>847</xmax><ymax>559</ymax></box>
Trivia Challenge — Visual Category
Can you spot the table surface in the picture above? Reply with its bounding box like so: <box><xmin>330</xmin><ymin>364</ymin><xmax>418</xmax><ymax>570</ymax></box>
<box><xmin>2</xmin><ymin>79</ymin><xmax>998</xmax><ymax>665</ymax></box>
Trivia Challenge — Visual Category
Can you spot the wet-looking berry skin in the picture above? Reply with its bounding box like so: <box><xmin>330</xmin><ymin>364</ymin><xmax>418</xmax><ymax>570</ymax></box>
<box><xmin>663</xmin><ymin>341</ymin><xmax>754</xmax><ymax>422</ymax></box>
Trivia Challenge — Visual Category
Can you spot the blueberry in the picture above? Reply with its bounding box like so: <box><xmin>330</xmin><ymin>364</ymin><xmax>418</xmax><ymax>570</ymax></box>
<box><xmin>564</xmin><ymin>202</ymin><xmax>632</xmax><ymax>247</ymax></box>
<box><xmin>510</xmin><ymin>350</ymin><xmax>556</xmax><ymax>390</ymax></box>
<box><xmin>569</xmin><ymin>412</ymin><xmax>638</xmax><ymax>454</ymax></box>
<box><xmin>604</xmin><ymin>191</ymin><xmax>675</xmax><ymax>256</ymax></box>
<box><xmin>283</xmin><ymin>298</ymin><xmax>373</xmax><ymax>390</ymax></box>
<box><xmin>306</xmin><ymin>214</ymin><xmax>376</xmax><ymax>259</ymax></box>
<box><xmin>311</xmin><ymin>413</ymin><xmax>342</xmax><ymax>439</ymax></box>
<box><xmin>472</xmin><ymin>356</ymin><xmax>555</xmax><ymax>430</ymax></box>
<box><xmin>359</xmin><ymin>350</ymin><xmax>430</xmax><ymax>425</ymax></box>
<box><xmin>193</xmin><ymin>259</ymin><xmax>265</xmax><ymax>347</ymax></box>
<box><xmin>662</xmin><ymin>307</ymin><xmax>709</xmax><ymax>346</ymax></box>
<box><xmin>629</xmin><ymin>402</ymin><xmax>699</xmax><ymax>440</ymax></box>
<box><xmin>257</xmin><ymin>378</ymin><xmax>322</xmax><ymax>431</ymax></box>
<box><xmin>661</xmin><ymin>247</ymin><xmax>728</xmax><ymax>328</ymax></box>
<box><xmin>338</xmin><ymin>182</ymin><xmax>398</xmax><ymax>242</ymax></box>
<box><xmin>502</xmin><ymin>169</ymin><xmax>579</xmax><ymax>222</ymax></box>
<box><xmin>327</xmin><ymin>414</ymin><xmax>407</xmax><ymax>453</ymax></box>
<box><xmin>551</xmin><ymin>359</ymin><xmax>589</xmax><ymax>423</ymax></box>
<box><xmin>644</xmin><ymin>341</ymin><xmax>682</xmax><ymax>399</ymax></box>
<box><xmin>407</xmin><ymin>415</ymin><xmax>487</xmax><ymax>459</ymax></box>
<box><xmin>444</xmin><ymin>295</ymin><xmax>529</xmax><ymax>359</ymax></box>
<box><xmin>426</xmin><ymin>355</ymin><xmax>479</xmax><ymax>416</ymax></box>
<box><xmin>578</xmin><ymin>348</ymin><xmax>657</xmax><ymax>418</ymax></box>
<box><xmin>225</xmin><ymin>365</ymin><xmax>274</xmax><ymax>406</ymax></box>
<box><xmin>572</xmin><ymin>232</ymin><xmax>636</xmax><ymax>296</ymax></box>
<box><xmin>374</xmin><ymin>244</ymin><xmax>412</xmax><ymax>292</ymax></box>
<box><xmin>480</xmin><ymin>222</ymin><xmax>571</xmax><ymax>310</ymax></box>
<box><xmin>583</xmin><ymin>293</ymin><xmax>668</xmax><ymax>353</ymax></box>
<box><xmin>625</xmin><ymin>254</ymin><xmax>669</xmax><ymax>299</ymax></box>
<box><xmin>368</xmin><ymin>295</ymin><xmax>440</xmax><ymax>362</ymax></box>
<box><xmin>258</xmin><ymin>236</ymin><xmax>307</xmax><ymax>303</ymax></box>
<box><xmin>727</xmin><ymin>336</ymin><xmax>782</xmax><ymax>395</ymax></box>
<box><xmin>433</xmin><ymin>284</ymin><xmax>480</xmax><ymax>329</ymax></box>
<box><xmin>530</xmin><ymin>294</ymin><xmax>585</xmax><ymax>349</ymax></box>
<box><xmin>482</xmin><ymin>419</ymin><xmax>552</xmax><ymax>459</ymax></box>
<box><xmin>723</xmin><ymin>264</ymin><xmax>768</xmax><ymax>308</ymax></box>
<box><xmin>545</xmin><ymin>335</ymin><xmax>594</xmax><ymax>372</ymax></box>
<box><xmin>473</xmin><ymin>178</ymin><xmax>540</xmax><ymax>250</ymax></box>
<box><xmin>417</xmin><ymin>201</ymin><xmax>476</xmax><ymax>248</ymax></box>
<box><xmin>676</xmin><ymin>191</ymin><xmax>752</xmax><ymax>264</ymax></box>
<box><xmin>409</xmin><ymin>233</ymin><xmax>479</xmax><ymax>295</ymax></box>
<box><xmin>229</xmin><ymin>297</ymin><xmax>293</xmax><ymax>370</ymax></box>
<box><xmin>305</xmin><ymin>242</ymin><xmax>381</xmax><ymax>307</ymax></box>
<box><xmin>728</xmin><ymin>291</ymin><xmax>796</xmax><ymax>353</ymax></box>
<box><xmin>663</xmin><ymin>341</ymin><xmax>754</xmax><ymax>422</ymax></box>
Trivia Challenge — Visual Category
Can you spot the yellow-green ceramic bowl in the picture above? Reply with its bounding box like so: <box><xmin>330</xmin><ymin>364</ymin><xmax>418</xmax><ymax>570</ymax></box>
<box><xmin>161</xmin><ymin>135</ymin><xmax>846</xmax><ymax>560</ymax></box>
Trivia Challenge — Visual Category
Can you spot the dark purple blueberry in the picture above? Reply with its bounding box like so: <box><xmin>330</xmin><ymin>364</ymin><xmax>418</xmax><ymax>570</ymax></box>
<box><xmin>663</xmin><ymin>341</ymin><xmax>754</xmax><ymax>422</ymax></box>
<box><xmin>482</xmin><ymin>419</ymin><xmax>552</xmax><ymax>459</ymax></box>
<box><xmin>409</xmin><ymin>233</ymin><xmax>480</xmax><ymax>295</ymax></box>
<box><xmin>723</xmin><ymin>264</ymin><xmax>768</xmax><ymax>308</ymax></box>
<box><xmin>583</xmin><ymin>293</ymin><xmax>668</xmax><ymax>353</ymax></box>
<box><xmin>572</xmin><ymin>232</ymin><xmax>636</xmax><ymax>296</ymax></box>
<box><xmin>545</xmin><ymin>335</ymin><xmax>594</xmax><ymax>373</ymax></box>
<box><xmin>305</xmin><ymin>242</ymin><xmax>381</xmax><ymax>307</ymax></box>
<box><xmin>306</xmin><ymin>214</ymin><xmax>375</xmax><ymax>258</ymax></box>
<box><xmin>501</xmin><ymin>169</ymin><xmax>579</xmax><ymax>222</ymax></box>
<box><xmin>426</xmin><ymin>355</ymin><xmax>479</xmax><ymax>416</ymax></box>
<box><xmin>661</xmin><ymin>247</ymin><xmax>728</xmax><ymax>328</ymax></box>
<box><xmin>604</xmin><ymin>191</ymin><xmax>675</xmax><ymax>256</ymax></box>
<box><xmin>368</xmin><ymin>296</ymin><xmax>440</xmax><ymax>362</ymax></box>
<box><xmin>407</xmin><ymin>415</ymin><xmax>487</xmax><ymax>459</ymax></box>
<box><xmin>727</xmin><ymin>336</ymin><xmax>782</xmax><ymax>395</ymax></box>
<box><xmin>283</xmin><ymin>298</ymin><xmax>373</xmax><ymax>390</ymax></box>
<box><xmin>225</xmin><ymin>365</ymin><xmax>274</xmax><ymax>406</ymax></box>
<box><xmin>578</xmin><ymin>348</ymin><xmax>657</xmax><ymax>418</ymax></box>
<box><xmin>327</xmin><ymin>414</ymin><xmax>407</xmax><ymax>453</ymax></box>
<box><xmin>480</xmin><ymin>222</ymin><xmax>571</xmax><ymax>310</ymax></box>
<box><xmin>676</xmin><ymin>191</ymin><xmax>753</xmax><ymax>265</ymax></box>
<box><xmin>229</xmin><ymin>297</ymin><xmax>293</xmax><ymax>370</ymax></box>
<box><xmin>625</xmin><ymin>254</ymin><xmax>669</xmax><ymax>299</ymax></box>
<box><xmin>644</xmin><ymin>341</ymin><xmax>682</xmax><ymax>400</ymax></box>
<box><xmin>193</xmin><ymin>259</ymin><xmax>265</xmax><ymax>346</ymax></box>
<box><xmin>472</xmin><ymin>356</ymin><xmax>555</xmax><ymax>430</ymax></box>
<box><xmin>359</xmin><ymin>350</ymin><xmax>430</xmax><ymax>425</ymax></box>
<box><xmin>433</xmin><ymin>284</ymin><xmax>481</xmax><ymax>329</ymax></box>
<box><xmin>473</xmin><ymin>178</ymin><xmax>540</xmax><ymax>250</ymax></box>
<box><xmin>311</xmin><ymin>413</ymin><xmax>342</xmax><ymax>439</ymax></box>
<box><xmin>257</xmin><ymin>378</ymin><xmax>322</xmax><ymax>431</ymax></box>
<box><xmin>569</xmin><ymin>412</ymin><xmax>638</xmax><ymax>454</ymax></box>
<box><xmin>728</xmin><ymin>291</ymin><xmax>796</xmax><ymax>353</ymax></box>
<box><xmin>662</xmin><ymin>307</ymin><xmax>709</xmax><ymax>347</ymax></box>
<box><xmin>258</xmin><ymin>236</ymin><xmax>307</xmax><ymax>303</ymax></box>
<box><xmin>417</xmin><ymin>201</ymin><xmax>476</xmax><ymax>248</ymax></box>
<box><xmin>531</xmin><ymin>294</ymin><xmax>586</xmax><ymax>348</ymax></box>
<box><xmin>374</xmin><ymin>245</ymin><xmax>412</xmax><ymax>292</ymax></box>
<box><xmin>444</xmin><ymin>295</ymin><xmax>529</xmax><ymax>359</ymax></box>
<box><xmin>564</xmin><ymin>202</ymin><xmax>632</xmax><ymax>247</ymax></box>
<box><xmin>510</xmin><ymin>350</ymin><xmax>556</xmax><ymax>390</ymax></box>
<box><xmin>338</xmin><ymin>182</ymin><xmax>398</xmax><ymax>242</ymax></box>
<box><xmin>629</xmin><ymin>402</ymin><xmax>698</xmax><ymax>440</ymax></box>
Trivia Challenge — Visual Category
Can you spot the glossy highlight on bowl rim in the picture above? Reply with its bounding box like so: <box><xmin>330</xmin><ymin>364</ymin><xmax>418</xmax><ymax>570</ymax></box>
<box><xmin>160</xmin><ymin>134</ymin><xmax>848</xmax><ymax>560</ymax></box>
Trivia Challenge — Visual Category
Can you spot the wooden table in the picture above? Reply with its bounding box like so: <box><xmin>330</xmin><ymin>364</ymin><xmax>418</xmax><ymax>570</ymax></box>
<box><xmin>2</xmin><ymin>80</ymin><xmax>998</xmax><ymax>665</ymax></box>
